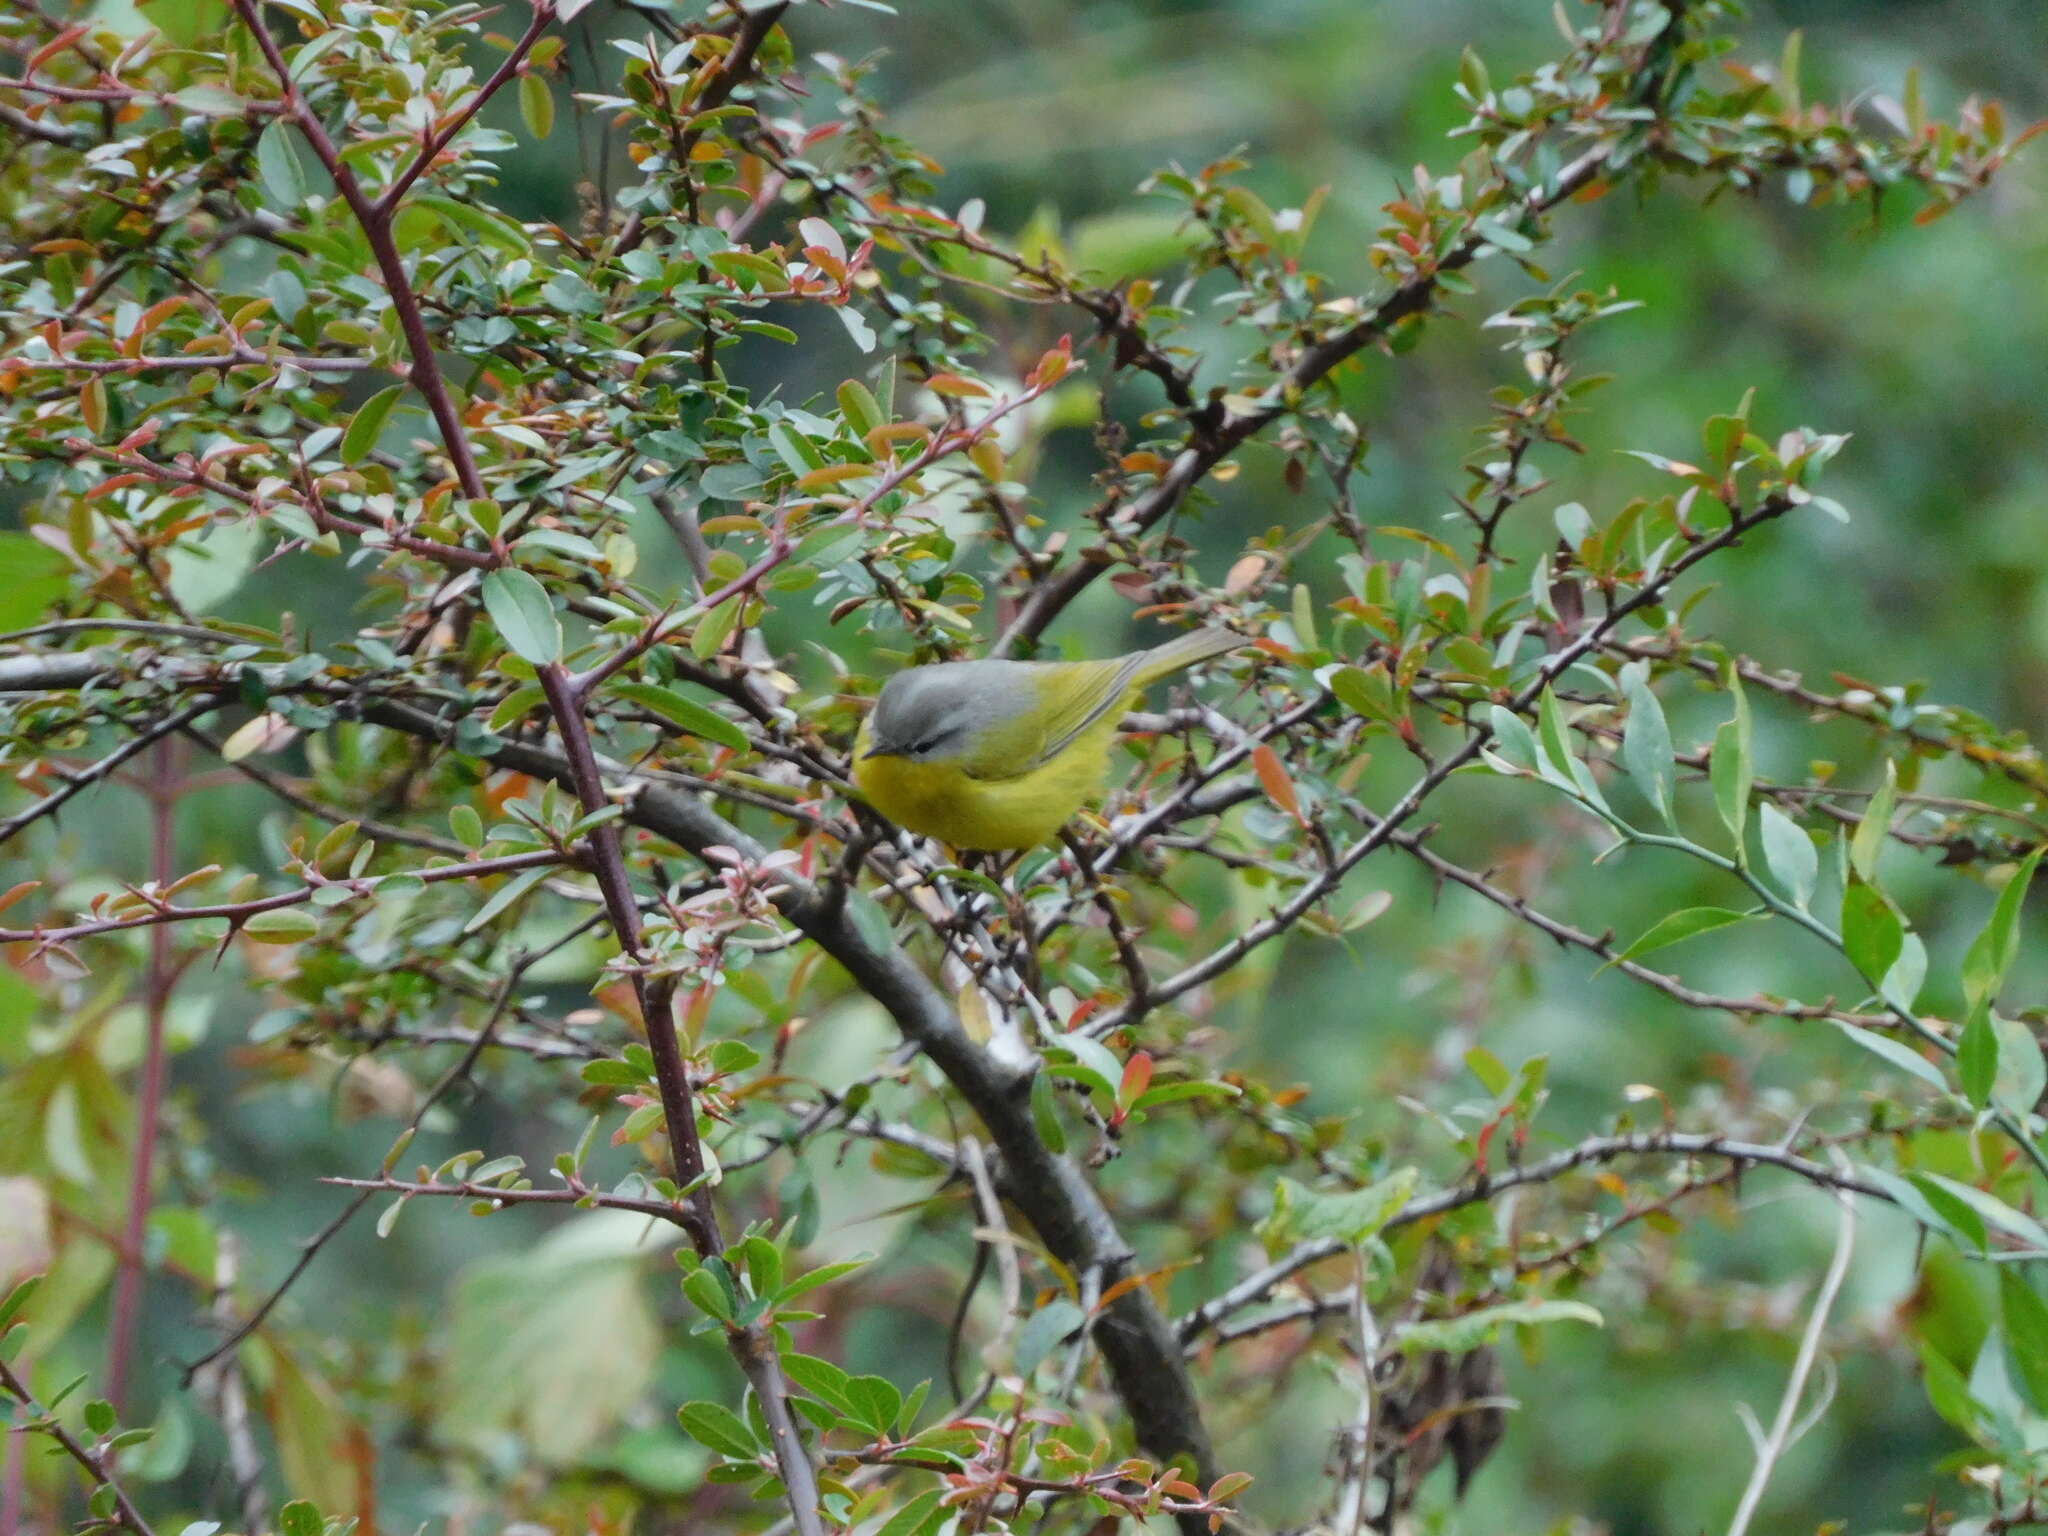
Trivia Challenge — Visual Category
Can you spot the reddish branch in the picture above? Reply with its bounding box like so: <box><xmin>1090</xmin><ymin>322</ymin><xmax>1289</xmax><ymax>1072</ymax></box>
<box><xmin>223</xmin><ymin>3</ymin><xmax>826</xmax><ymax>1523</ymax></box>
<box><xmin>0</xmin><ymin>848</ymin><xmax>569</xmax><ymax>950</ymax></box>
<box><xmin>104</xmin><ymin>738</ymin><xmax>180</xmax><ymax>1417</ymax></box>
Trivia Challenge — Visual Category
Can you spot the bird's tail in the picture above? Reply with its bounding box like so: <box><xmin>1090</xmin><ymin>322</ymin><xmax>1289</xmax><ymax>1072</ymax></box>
<box><xmin>1128</xmin><ymin>626</ymin><xmax>1248</xmax><ymax>688</ymax></box>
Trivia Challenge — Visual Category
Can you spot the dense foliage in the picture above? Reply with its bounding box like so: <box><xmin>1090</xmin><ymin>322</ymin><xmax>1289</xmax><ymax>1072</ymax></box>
<box><xmin>3</xmin><ymin>0</ymin><xmax>2048</xmax><ymax>1532</ymax></box>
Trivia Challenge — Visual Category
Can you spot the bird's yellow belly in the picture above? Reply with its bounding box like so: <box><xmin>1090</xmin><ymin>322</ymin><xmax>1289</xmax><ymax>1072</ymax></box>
<box><xmin>854</xmin><ymin>738</ymin><xmax>1112</xmax><ymax>851</ymax></box>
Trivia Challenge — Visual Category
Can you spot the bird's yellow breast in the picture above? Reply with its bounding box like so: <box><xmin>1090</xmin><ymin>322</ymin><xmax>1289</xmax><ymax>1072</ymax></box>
<box><xmin>852</xmin><ymin>706</ymin><xmax>1123</xmax><ymax>851</ymax></box>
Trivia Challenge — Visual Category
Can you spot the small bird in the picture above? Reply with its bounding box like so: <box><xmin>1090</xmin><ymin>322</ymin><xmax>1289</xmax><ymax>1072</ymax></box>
<box><xmin>852</xmin><ymin>627</ymin><xmax>1246</xmax><ymax>852</ymax></box>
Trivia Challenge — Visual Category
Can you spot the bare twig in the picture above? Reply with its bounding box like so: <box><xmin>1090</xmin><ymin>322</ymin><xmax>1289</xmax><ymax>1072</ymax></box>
<box><xmin>1726</xmin><ymin>1183</ymin><xmax>1857</xmax><ymax>1536</ymax></box>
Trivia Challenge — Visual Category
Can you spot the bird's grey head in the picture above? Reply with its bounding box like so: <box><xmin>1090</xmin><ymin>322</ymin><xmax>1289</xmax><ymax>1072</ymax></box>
<box><xmin>864</xmin><ymin>663</ymin><xmax>1002</xmax><ymax>761</ymax></box>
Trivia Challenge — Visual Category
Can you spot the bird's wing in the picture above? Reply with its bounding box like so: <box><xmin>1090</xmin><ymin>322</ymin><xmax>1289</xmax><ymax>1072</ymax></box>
<box><xmin>949</xmin><ymin>657</ymin><xmax>1137</xmax><ymax>781</ymax></box>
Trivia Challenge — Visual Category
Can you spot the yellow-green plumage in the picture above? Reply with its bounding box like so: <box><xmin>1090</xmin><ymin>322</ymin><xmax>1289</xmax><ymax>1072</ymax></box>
<box><xmin>852</xmin><ymin>628</ymin><xmax>1244</xmax><ymax>851</ymax></box>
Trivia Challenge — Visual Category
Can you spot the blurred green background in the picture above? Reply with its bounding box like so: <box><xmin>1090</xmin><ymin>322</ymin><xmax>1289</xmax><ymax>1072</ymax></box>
<box><xmin>19</xmin><ymin>0</ymin><xmax>2048</xmax><ymax>1531</ymax></box>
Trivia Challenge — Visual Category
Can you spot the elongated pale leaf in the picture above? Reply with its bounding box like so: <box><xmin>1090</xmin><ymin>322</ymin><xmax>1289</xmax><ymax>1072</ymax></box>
<box><xmin>481</xmin><ymin>569</ymin><xmax>561</xmax><ymax>664</ymax></box>
<box><xmin>1960</xmin><ymin>1004</ymin><xmax>1999</xmax><ymax>1109</ymax></box>
<box><xmin>1840</xmin><ymin>876</ymin><xmax>1903</xmax><ymax>985</ymax></box>
<box><xmin>1964</xmin><ymin>846</ymin><xmax>2045</xmax><ymax>1008</ymax></box>
<box><xmin>462</xmin><ymin>866</ymin><xmax>550</xmax><ymax>934</ymax></box>
<box><xmin>609</xmin><ymin>682</ymin><xmax>748</xmax><ymax>751</ymax></box>
<box><xmin>1614</xmin><ymin>906</ymin><xmax>1755</xmax><ymax>964</ymax></box>
<box><xmin>1829</xmin><ymin>1019</ymin><xmax>1947</xmax><ymax>1093</ymax></box>
<box><xmin>1759</xmin><ymin>803</ymin><xmax>1818</xmax><ymax>910</ymax></box>
<box><xmin>256</xmin><ymin>121</ymin><xmax>308</xmax><ymax>208</ymax></box>
<box><xmin>1849</xmin><ymin>759</ymin><xmax>1897</xmax><ymax>883</ymax></box>
<box><xmin>1710</xmin><ymin>717</ymin><xmax>1751</xmax><ymax>856</ymax></box>
<box><xmin>1618</xmin><ymin>663</ymin><xmax>1675</xmax><ymax>825</ymax></box>
<box><xmin>341</xmin><ymin>384</ymin><xmax>404</xmax><ymax>465</ymax></box>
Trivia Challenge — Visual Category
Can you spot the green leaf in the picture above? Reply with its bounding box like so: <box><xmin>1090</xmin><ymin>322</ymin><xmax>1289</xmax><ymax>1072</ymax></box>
<box><xmin>773</xmin><ymin>1256</ymin><xmax>868</xmax><ymax>1306</ymax></box>
<box><xmin>256</xmin><ymin>121</ymin><xmax>309</xmax><ymax>208</ymax></box>
<box><xmin>1960</xmin><ymin>1004</ymin><xmax>1999</xmax><ymax>1109</ymax></box>
<box><xmin>439</xmin><ymin>1213</ymin><xmax>673</xmax><ymax>1462</ymax></box>
<box><xmin>2002</xmin><ymin>1271</ymin><xmax>2048</xmax><ymax>1413</ymax></box>
<box><xmin>1618</xmin><ymin>663</ymin><xmax>1675</xmax><ymax>825</ymax></box>
<box><xmin>519</xmin><ymin>72</ymin><xmax>554</xmax><ymax>139</ymax></box>
<box><xmin>1013</xmin><ymin>1298</ymin><xmax>1085</xmax><ymax>1377</ymax></box>
<box><xmin>85</xmin><ymin>1398</ymin><xmax>116</xmax><ymax>1435</ymax></box>
<box><xmin>837</xmin><ymin>379</ymin><xmax>883</xmax><ymax>437</ymax></box>
<box><xmin>1030</xmin><ymin>1070</ymin><xmax>1067</xmax><ymax>1154</ymax></box>
<box><xmin>844</xmin><ymin>1374</ymin><xmax>902</xmax><ymax>1435</ymax></box>
<box><xmin>1917</xmin><ymin>1338</ymin><xmax>1978</xmax><ymax>1433</ymax></box>
<box><xmin>278</xmin><ymin>1502</ymin><xmax>323</xmax><ymax>1536</ymax></box>
<box><xmin>690</xmin><ymin>593</ymin><xmax>740</xmax><ymax>661</ymax></box>
<box><xmin>462</xmin><ymin>866</ymin><xmax>550</xmax><ymax>934</ymax></box>
<box><xmin>1920</xmin><ymin>1172</ymin><xmax>2048</xmax><ymax>1252</ymax></box>
<box><xmin>1045</xmin><ymin>1033</ymin><xmax>1127</xmax><ymax>1103</ymax></box>
<box><xmin>609</xmin><ymin>682</ymin><xmax>748</xmax><ymax>751</ymax></box>
<box><xmin>676</xmin><ymin>1400</ymin><xmax>757</xmax><ymax>1459</ymax></box>
<box><xmin>781</xmin><ymin>1352</ymin><xmax>854</xmax><ymax>1411</ymax></box>
<box><xmin>1465</xmin><ymin>1046</ymin><xmax>1511</xmax><ymax>1096</ymax></box>
<box><xmin>1964</xmin><ymin>847</ymin><xmax>2044</xmax><ymax>1009</ymax></box>
<box><xmin>1829</xmin><ymin>1019</ymin><xmax>1947</xmax><ymax>1093</ymax></box>
<box><xmin>1758</xmin><ymin>803</ymin><xmax>1818</xmax><ymax>911</ymax></box>
<box><xmin>1710</xmin><ymin>717</ymin><xmax>1751</xmax><ymax>859</ymax></box>
<box><xmin>488</xmin><ymin>684</ymin><xmax>547</xmax><ymax>732</ymax></box>
<box><xmin>341</xmin><ymin>384</ymin><xmax>405</xmax><ymax>465</ymax></box>
<box><xmin>481</xmin><ymin>569</ymin><xmax>562</xmax><ymax>664</ymax></box>
<box><xmin>1536</xmin><ymin>687</ymin><xmax>1576</xmax><ymax>782</ymax></box>
<box><xmin>1262</xmin><ymin>1169</ymin><xmax>1416</xmax><ymax>1250</ymax></box>
<box><xmin>0</xmin><ymin>532</ymin><xmax>72</xmax><ymax>630</ymax></box>
<box><xmin>1396</xmin><ymin>1298</ymin><xmax>1602</xmax><ymax>1356</ymax></box>
<box><xmin>1613</xmin><ymin>906</ymin><xmax>1755</xmax><ymax>965</ymax></box>
<box><xmin>1130</xmin><ymin>1079</ymin><xmax>1241</xmax><ymax>1112</ymax></box>
<box><xmin>1849</xmin><ymin>760</ymin><xmax>1897</xmax><ymax>883</ymax></box>
<box><xmin>1486</xmin><ymin>704</ymin><xmax>1540</xmax><ymax>773</ymax></box>
<box><xmin>243</xmin><ymin>908</ymin><xmax>319</xmax><ymax>943</ymax></box>
<box><xmin>1861</xmin><ymin>1166</ymin><xmax>1986</xmax><ymax>1251</ymax></box>
<box><xmin>1992</xmin><ymin>1012</ymin><xmax>2047</xmax><ymax>1122</ymax></box>
<box><xmin>0</xmin><ymin>1277</ymin><xmax>40</xmax><ymax>1334</ymax></box>
<box><xmin>1840</xmin><ymin>876</ymin><xmax>1904</xmax><ymax>985</ymax></box>
<box><xmin>170</xmin><ymin>83</ymin><xmax>245</xmax><ymax>116</ymax></box>
<box><xmin>875</xmin><ymin>1489</ymin><xmax>947</xmax><ymax>1536</ymax></box>
<box><xmin>414</xmin><ymin>193</ymin><xmax>532</xmax><ymax>256</ymax></box>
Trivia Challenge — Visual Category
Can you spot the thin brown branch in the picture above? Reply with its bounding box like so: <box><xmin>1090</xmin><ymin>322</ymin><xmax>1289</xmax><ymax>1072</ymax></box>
<box><xmin>0</xmin><ymin>1357</ymin><xmax>157</xmax><ymax>1536</ymax></box>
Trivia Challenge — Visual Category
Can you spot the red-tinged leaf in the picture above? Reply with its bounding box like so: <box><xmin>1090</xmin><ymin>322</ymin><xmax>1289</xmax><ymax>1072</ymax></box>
<box><xmin>866</xmin><ymin>421</ymin><xmax>931</xmax><ymax>453</ymax></box>
<box><xmin>129</xmin><ymin>296</ymin><xmax>188</xmax><ymax>345</ymax></box>
<box><xmin>1209</xmin><ymin>1471</ymin><xmax>1255</xmax><ymax>1501</ymax></box>
<box><xmin>794</xmin><ymin>462</ymin><xmax>871</xmax><ymax>491</ymax></box>
<box><xmin>117</xmin><ymin>420</ymin><xmax>161</xmax><ymax>452</ymax></box>
<box><xmin>86</xmin><ymin>474</ymin><xmax>149</xmax><ymax>499</ymax></box>
<box><xmin>1252</xmin><ymin>744</ymin><xmax>1303</xmax><ymax>823</ymax></box>
<box><xmin>79</xmin><ymin>378</ymin><xmax>106</xmax><ymax>436</ymax></box>
<box><xmin>1224</xmin><ymin>553</ymin><xmax>1270</xmax><ymax>595</ymax></box>
<box><xmin>924</xmin><ymin>372</ymin><xmax>989</xmax><ymax>398</ymax></box>
<box><xmin>27</xmin><ymin>22</ymin><xmax>90</xmax><ymax>75</ymax></box>
<box><xmin>0</xmin><ymin>881</ymin><xmax>41</xmax><ymax>916</ymax></box>
<box><xmin>1118</xmin><ymin>1051</ymin><xmax>1154</xmax><ymax>1112</ymax></box>
<box><xmin>1028</xmin><ymin>335</ymin><xmax>1072</xmax><ymax>388</ymax></box>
